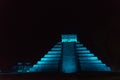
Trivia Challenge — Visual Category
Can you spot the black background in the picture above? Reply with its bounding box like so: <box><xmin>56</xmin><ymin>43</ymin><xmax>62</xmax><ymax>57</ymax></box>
<box><xmin>0</xmin><ymin>0</ymin><xmax>120</xmax><ymax>71</ymax></box>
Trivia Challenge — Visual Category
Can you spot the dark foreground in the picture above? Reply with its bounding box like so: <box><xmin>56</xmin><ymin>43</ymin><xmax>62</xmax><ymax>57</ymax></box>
<box><xmin>0</xmin><ymin>72</ymin><xmax>120</xmax><ymax>80</ymax></box>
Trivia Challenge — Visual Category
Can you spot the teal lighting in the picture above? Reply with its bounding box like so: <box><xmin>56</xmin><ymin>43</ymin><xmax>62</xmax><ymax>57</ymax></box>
<box><xmin>44</xmin><ymin>54</ymin><xmax>61</xmax><ymax>57</ymax></box>
<box><xmin>78</xmin><ymin>54</ymin><xmax>94</xmax><ymax>56</ymax></box>
<box><xmin>62</xmin><ymin>34</ymin><xmax>77</xmax><ymax>42</ymax></box>
<box><xmin>80</xmin><ymin>60</ymin><xmax>102</xmax><ymax>63</ymax></box>
<box><xmin>54</xmin><ymin>45</ymin><xmax>62</xmax><ymax>47</ymax></box>
<box><xmin>37</xmin><ymin>61</ymin><xmax>59</xmax><ymax>64</ymax></box>
<box><xmin>80</xmin><ymin>64</ymin><xmax>106</xmax><ymax>68</ymax></box>
<box><xmin>62</xmin><ymin>42</ymin><xmax>77</xmax><ymax>73</ymax></box>
<box><xmin>76</xmin><ymin>47</ymin><xmax>87</xmax><ymax>50</ymax></box>
<box><xmin>51</xmin><ymin>48</ymin><xmax>61</xmax><ymax>50</ymax></box>
<box><xmin>47</xmin><ymin>51</ymin><xmax>61</xmax><ymax>54</ymax></box>
<box><xmin>77</xmin><ymin>50</ymin><xmax>90</xmax><ymax>53</ymax></box>
<box><xmin>79</xmin><ymin>57</ymin><xmax>98</xmax><ymax>60</ymax></box>
<box><xmin>27</xmin><ymin>34</ymin><xmax>111</xmax><ymax>73</ymax></box>
<box><xmin>76</xmin><ymin>44</ymin><xmax>84</xmax><ymax>47</ymax></box>
<box><xmin>41</xmin><ymin>58</ymin><xmax>60</xmax><ymax>61</ymax></box>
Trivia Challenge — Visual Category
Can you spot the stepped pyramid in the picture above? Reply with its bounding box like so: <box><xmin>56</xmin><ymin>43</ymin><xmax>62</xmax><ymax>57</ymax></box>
<box><xmin>27</xmin><ymin>34</ymin><xmax>111</xmax><ymax>73</ymax></box>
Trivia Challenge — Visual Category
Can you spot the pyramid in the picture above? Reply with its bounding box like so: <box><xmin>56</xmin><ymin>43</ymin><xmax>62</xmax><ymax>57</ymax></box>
<box><xmin>27</xmin><ymin>34</ymin><xmax>111</xmax><ymax>73</ymax></box>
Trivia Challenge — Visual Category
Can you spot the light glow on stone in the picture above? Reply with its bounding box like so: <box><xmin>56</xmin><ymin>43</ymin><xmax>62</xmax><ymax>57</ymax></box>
<box><xmin>78</xmin><ymin>54</ymin><xmax>94</xmax><ymax>56</ymax></box>
<box><xmin>41</xmin><ymin>58</ymin><xmax>60</xmax><ymax>61</ymax></box>
<box><xmin>62</xmin><ymin>34</ymin><xmax>77</xmax><ymax>42</ymax></box>
<box><xmin>79</xmin><ymin>57</ymin><xmax>98</xmax><ymax>60</ymax></box>
<box><xmin>44</xmin><ymin>54</ymin><xmax>61</xmax><ymax>57</ymax></box>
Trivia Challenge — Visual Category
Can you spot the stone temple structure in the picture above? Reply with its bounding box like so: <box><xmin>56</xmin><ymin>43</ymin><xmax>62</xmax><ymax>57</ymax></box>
<box><xmin>27</xmin><ymin>34</ymin><xmax>111</xmax><ymax>73</ymax></box>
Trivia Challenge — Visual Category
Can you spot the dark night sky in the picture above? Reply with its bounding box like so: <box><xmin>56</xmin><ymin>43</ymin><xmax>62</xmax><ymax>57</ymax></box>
<box><xmin>0</xmin><ymin>0</ymin><xmax>120</xmax><ymax>71</ymax></box>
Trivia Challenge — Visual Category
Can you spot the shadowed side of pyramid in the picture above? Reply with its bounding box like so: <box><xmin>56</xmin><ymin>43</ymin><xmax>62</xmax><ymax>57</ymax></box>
<box><xmin>27</xmin><ymin>34</ymin><xmax>111</xmax><ymax>73</ymax></box>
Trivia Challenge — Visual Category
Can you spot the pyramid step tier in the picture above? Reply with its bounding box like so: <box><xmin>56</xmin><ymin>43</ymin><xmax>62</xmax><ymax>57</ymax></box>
<box><xmin>80</xmin><ymin>63</ymin><xmax>107</xmax><ymax>68</ymax></box>
<box><xmin>76</xmin><ymin>47</ymin><xmax>87</xmax><ymax>50</ymax></box>
<box><xmin>44</xmin><ymin>54</ymin><xmax>61</xmax><ymax>57</ymax></box>
<box><xmin>31</xmin><ymin>64</ymin><xmax>59</xmax><ymax>71</ymax></box>
<box><xmin>78</xmin><ymin>57</ymin><xmax>98</xmax><ymax>60</ymax></box>
<box><xmin>76</xmin><ymin>44</ymin><xmax>84</xmax><ymax>47</ymax></box>
<box><xmin>51</xmin><ymin>48</ymin><xmax>62</xmax><ymax>50</ymax></box>
<box><xmin>81</xmin><ymin>67</ymin><xmax>111</xmax><ymax>71</ymax></box>
<box><xmin>33</xmin><ymin>64</ymin><xmax>58</xmax><ymax>68</ymax></box>
<box><xmin>41</xmin><ymin>57</ymin><xmax>61</xmax><ymax>61</ymax></box>
<box><xmin>57</xmin><ymin>42</ymin><xmax>62</xmax><ymax>44</ymax></box>
<box><xmin>53</xmin><ymin>45</ymin><xmax>62</xmax><ymax>47</ymax></box>
<box><xmin>76</xmin><ymin>50</ymin><xmax>90</xmax><ymax>53</ymax></box>
<box><xmin>79</xmin><ymin>60</ymin><xmax>102</xmax><ymax>63</ymax></box>
<box><xmin>78</xmin><ymin>53</ymin><xmax>94</xmax><ymax>56</ymax></box>
<box><xmin>37</xmin><ymin>61</ymin><xmax>59</xmax><ymax>64</ymax></box>
<box><xmin>47</xmin><ymin>51</ymin><xmax>61</xmax><ymax>54</ymax></box>
<box><xmin>29</xmin><ymin>66</ymin><xmax>58</xmax><ymax>72</ymax></box>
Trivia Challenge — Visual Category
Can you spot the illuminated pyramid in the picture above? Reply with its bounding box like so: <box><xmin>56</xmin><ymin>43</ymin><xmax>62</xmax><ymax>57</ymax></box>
<box><xmin>28</xmin><ymin>34</ymin><xmax>111</xmax><ymax>73</ymax></box>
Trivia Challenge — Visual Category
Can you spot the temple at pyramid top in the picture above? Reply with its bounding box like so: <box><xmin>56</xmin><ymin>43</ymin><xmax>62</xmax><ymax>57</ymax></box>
<box><xmin>62</xmin><ymin>34</ymin><xmax>77</xmax><ymax>42</ymax></box>
<box><xmin>27</xmin><ymin>34</ymin><xmax>111</xmax><ymax>73</ymax></box>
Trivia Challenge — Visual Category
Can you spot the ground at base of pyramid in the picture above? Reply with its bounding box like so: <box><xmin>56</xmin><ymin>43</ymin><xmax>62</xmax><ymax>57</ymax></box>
<box><xmin>1</xmin><ymin>72</ymin><xmax>120</xmax><ymax>80</ymax></box>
